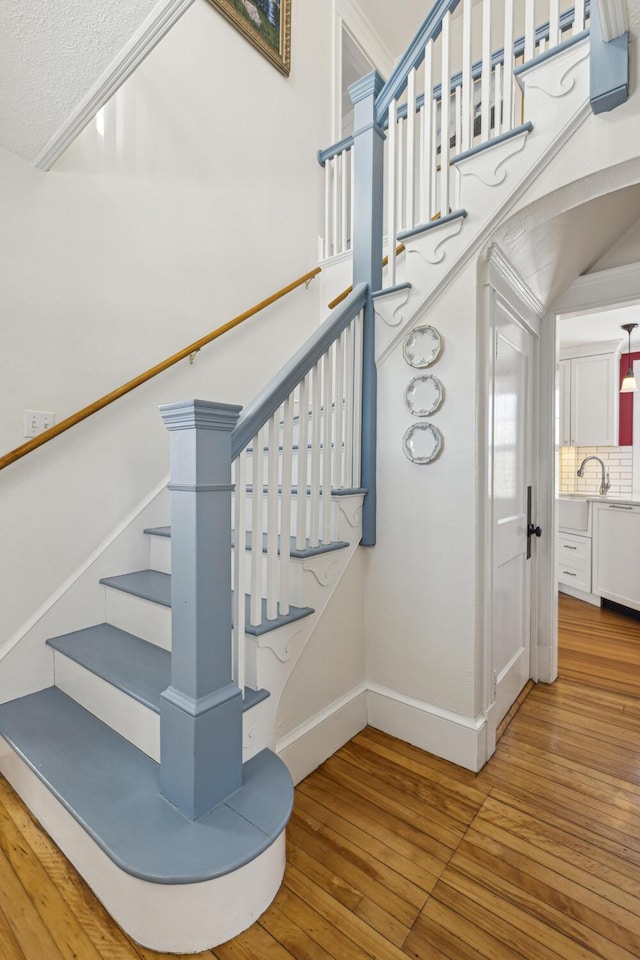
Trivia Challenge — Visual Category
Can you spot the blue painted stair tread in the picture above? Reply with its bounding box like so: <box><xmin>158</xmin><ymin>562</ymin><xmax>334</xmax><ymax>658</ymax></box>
<box><xmin>99</xmin><ymin>570</ymin><xmax>314</xmax><ymax>635</ymax></box>
<box><xmin>144</xmin><ymin>526</ymin><xmax>349</xmax><ymax>560</ymax></box>
<box><xmin>46</xmin><ymin>623</ymin><xmax>269</xmax><ymax>714</ymax></box>
<box><xmin>47</xmin><ymin>624</ymin><xmax>169</xmax><ymax>712</ymax></box>
<box><xmin>0</xmin><ymin>688</ymin><xmax>293</xmax><ymax>883</ymax></box>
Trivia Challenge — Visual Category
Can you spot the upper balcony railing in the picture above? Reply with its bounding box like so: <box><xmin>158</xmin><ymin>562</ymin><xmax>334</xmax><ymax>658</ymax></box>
<box><xmin>318</xmin><ymin>0</ymin><xmax>590</xmax><ymax>265</ymax></box>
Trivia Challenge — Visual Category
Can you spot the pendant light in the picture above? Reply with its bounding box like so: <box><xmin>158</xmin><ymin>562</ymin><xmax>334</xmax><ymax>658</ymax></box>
<box><xmin>620</xmin><ymin>323</ymin><xmax>638</xmax><ymax>393</ymax></box>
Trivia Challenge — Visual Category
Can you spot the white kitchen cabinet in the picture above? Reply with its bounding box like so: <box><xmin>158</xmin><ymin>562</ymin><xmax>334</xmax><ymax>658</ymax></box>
<box><xmin>592</xmin><ymin>501</ymin><xmax>640</xmax><ymax>612</ymax></box>
<box><xmin>557</xmin><ymin>532</ymin><xmax>591</xmax><ymax>593</ymax></box>
<box><xmin>559</xmin><ymin>345</ymin><xmax>619</xmax><ymax>447</ymax></box>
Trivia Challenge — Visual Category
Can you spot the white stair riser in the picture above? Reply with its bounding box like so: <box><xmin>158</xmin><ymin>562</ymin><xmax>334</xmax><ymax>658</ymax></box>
<box><xmin>53</xmin><ymin>653</ymin><xmax>160</xmax><ymax>760</ymax></box>
<box><xmin>238</xmin><ymin>493</ymin><xmax>341</xmax><ymax>542</ymax></box>
<box><xmin>105</xmin><ymin>589</ymin><xmax>171</xmax><ymax>650</ymax></box>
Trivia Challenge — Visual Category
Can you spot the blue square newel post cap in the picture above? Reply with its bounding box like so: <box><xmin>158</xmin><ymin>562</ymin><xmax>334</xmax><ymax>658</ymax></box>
<box><xmin>159</xmin><ymin>399</ymin><xmax>244</xmax><ymax>820</ymax></box>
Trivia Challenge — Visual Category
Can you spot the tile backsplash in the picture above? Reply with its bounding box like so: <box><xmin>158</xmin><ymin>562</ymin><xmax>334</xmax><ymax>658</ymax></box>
<box><xmin>559</xmin><ymin>446</ymin><xmax>633</xmax><ymax>496</ymax></box>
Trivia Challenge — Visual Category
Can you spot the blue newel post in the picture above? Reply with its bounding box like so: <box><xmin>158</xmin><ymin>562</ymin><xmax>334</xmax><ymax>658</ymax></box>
<box><xmin>159</xmin><ymin>399</ymin><xmax>243</xmax><ymax>820</ymax></box>
<box><xmin>349</xmin><ymin>70</ymin><xmax>385</xmax><ymax>547</ymax></box>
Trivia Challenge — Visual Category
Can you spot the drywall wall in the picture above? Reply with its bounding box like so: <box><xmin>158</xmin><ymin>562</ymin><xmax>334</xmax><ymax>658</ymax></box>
<box><xmin>364</xmin><ymin>258</ymin><xmax>480</xmax><ymax>722</ymax></box>
<box><xmin>0</xmin><ymin>0</ymin><xmax>339</xmax><ymax>647</ymax></box>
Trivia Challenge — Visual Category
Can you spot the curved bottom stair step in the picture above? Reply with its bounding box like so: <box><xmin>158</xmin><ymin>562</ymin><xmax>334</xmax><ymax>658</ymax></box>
<box><xmin>0</xmin><ymin>687</ymin><xmax>293</xmax><ymax>883</ymax></box>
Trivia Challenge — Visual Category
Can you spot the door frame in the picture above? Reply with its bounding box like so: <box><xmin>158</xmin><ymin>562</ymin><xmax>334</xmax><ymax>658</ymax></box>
<box><xmin>550</xmin><ymin>259</ymin><xmax>640</xmax><ymax>671</ymax></box>
<box><xmin>480</xmin><ymin>245</ymin><xmax>546</xmax><ymax>761</ymax></box>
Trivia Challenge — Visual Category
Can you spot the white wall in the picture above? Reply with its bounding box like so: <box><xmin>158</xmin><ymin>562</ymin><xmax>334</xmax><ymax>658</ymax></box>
<box><xmin>0</xmin><ymin>0</ymin><xmax>336</xmax><ymax>652</ymax></box>
<box><xmin>365</xmin><ymin>259</ymin><xmax>480</xmax><ymax>721</ymax></box>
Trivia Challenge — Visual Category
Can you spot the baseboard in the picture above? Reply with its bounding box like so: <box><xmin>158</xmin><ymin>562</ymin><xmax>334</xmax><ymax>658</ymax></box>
<box><xmin>366</xmin><ymin>684</ymin><xmax>487</xmax><ymax>773</ymax></box>
<box><xmin>558</xmin><ymin>584</ymin><xmax>601</xmax><ymax>606</ymax></box>
<box><xmin>276</xmin><ymin>685</ymin><xmax>367</xmax><ymax>784</ymax></box>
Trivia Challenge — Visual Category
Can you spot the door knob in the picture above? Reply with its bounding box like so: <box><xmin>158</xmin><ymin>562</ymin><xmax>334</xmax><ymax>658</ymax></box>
<box><xmin>527</xmin><ymin>523</ymin><xmax>542</xmax><ymax>538</ymax></box>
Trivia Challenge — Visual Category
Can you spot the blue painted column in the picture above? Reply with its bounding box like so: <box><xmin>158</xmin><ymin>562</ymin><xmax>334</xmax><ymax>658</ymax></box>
<box><xmin>349</xmin><ymin>70</ymin><xmax>385</xmax><ymax>547</ymax></box>
<box><xmin>159</xmin><ymin>399</ymin><xmax>243</xmax><ymax>820</ymax></box>
<box><xmin>590</xmin><ymin>1</ymin><xmax>629</xmax><ymax>114</ymax></box>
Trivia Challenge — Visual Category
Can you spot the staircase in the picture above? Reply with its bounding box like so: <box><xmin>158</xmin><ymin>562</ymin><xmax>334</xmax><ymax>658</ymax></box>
<box><xmin>0</xmin><ymin>0</ymin><xmax>628</xmax><ymax>952</ymax></box>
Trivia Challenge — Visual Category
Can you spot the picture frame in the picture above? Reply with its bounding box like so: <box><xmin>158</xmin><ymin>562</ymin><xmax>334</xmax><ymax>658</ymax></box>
<box><xmin>206</xmin><ymin>0</ymin><xmax>291</xmax><ymax>77</ymax></box>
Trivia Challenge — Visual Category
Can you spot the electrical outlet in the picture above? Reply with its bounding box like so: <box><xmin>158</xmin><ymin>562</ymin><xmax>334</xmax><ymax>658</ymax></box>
<box><xmin>24</xmin><ymin>410</ymin><xmax>55</xmax><ymax>439</ymax></box>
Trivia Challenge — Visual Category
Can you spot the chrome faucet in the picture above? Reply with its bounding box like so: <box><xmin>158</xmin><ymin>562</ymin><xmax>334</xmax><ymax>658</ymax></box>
<box><xmin>577</xmin><ymin>455</ymin><xmax>610</xmax><ymax>495</ymax></box>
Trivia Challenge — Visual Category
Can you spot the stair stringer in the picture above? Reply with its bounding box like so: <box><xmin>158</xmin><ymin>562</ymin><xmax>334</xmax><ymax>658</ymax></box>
<box><xmin>241</xmin><ymin>492</ymin><xmax>366</xmax><ymax>769</ymax></box>
<box><xmin>374</xmin><ymin>34</ymin><xmax>592</xmax><ymax>365</ymax></box>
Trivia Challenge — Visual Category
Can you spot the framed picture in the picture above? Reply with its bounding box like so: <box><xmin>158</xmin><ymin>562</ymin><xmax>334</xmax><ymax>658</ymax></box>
<box><xmin>206</xmin><ymin>0</ymin><xmax>291</xmax><ymax>76</ymax></box>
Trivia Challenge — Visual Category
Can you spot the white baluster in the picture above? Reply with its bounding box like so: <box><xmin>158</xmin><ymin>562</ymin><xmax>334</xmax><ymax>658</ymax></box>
<box><xmin>524</xmin><ymin>0</ymin><xmax>535</xmax><ymax>61</ymax></box>
<box><xmin>481</xmin><ymin>0</ymin><xmax>492</xmax><ymax>143</ymax></box>
<box><xmin>549</xmin><ymin>0</ymin><xmax>560</xmax><ymax>49</ymax></box>
<box><xmin>431</xmin><ymin>96</ymin><xmax>438</xmax><ymax>217</ymax></box>
<box><xmin>461</xmin><ymin>0</ymin><xmax>473</xmax><ymax>152</ymax></box>
<box><xmin>349</xmin><ymin>146</ymin><xmax>355</xmax><ymax>252</ymax></box>
<box><xmin>331</xmin><ymin>156</ymin><xmax>339</xmax><ymax>261</ymax></box>
<box><xmin>387</xmin><ymin>99</ymin><xmax>398</xmax><ymax>286</ymax></box>
<box><xmin>233</xmin><ymin>452</ymin><xmax>247</xmax><ymax>693</ymax></box>
<box><xmin>250</xmin><ymin>426</ymin><xmax>264</xmax><ymax>627</ymax></box>
<box><xmin>574</xmin><ymin>0</ymin><xmax>585</xmax><ymax>33</ymax></box>
<box><xmin>352</xmin><ymin>313</ymin><xmax>363</xmax><ymax>488</ymax></box>
<box><xmin>343</xmin><ymin>324</ymin><xmax>355</xmax><ymax>488</ymax></box>
<box><xmin>454</xmin><ymin>85</ymin><xmax>462</xmax><ymax>161</ymax></box>
<box><xmin>322</xmin><ymin>345</ymin><xmax>334</xmax><ymax>545</ymax></box>
<box><xmin>265</xmin><ymin>414</ymin><xmax>279</xmax><ymax>620</ymax></box>
<box><xmin>279</xmin><ymin>396</ymin><xmax>293</xmax><ymax>616</ymax></box>
<box><xmin>324</xmin><ymin>161</ymin><xmax>331</xmax><ymax>259</ymax></box>
<box><xmin>440</xmin><ymin>11</ymin><xmax>451</xmax><ymax>216</ymax></box>
<box><xmin>341</xmin><ymin>150</ymin><xmax>349</xmax><ymax>255</ymax></box>
<box><xmin>310</xmin><ymin>361</ymin><xmax>322</xmax><ymax>547</ymax></box>
<box><xmin>334</xmin><ymin>332</ymin><xmax>345</xmax><ymax>489</ymax></box>
<box><xmin>397</xmin><ymin>117</ymin><xmax>405</xmax><ymax>233</ymax></box>
<box><xmin>503</xmin><ymin>0</ymin><xmax>514</xmax><ymax>132</ymax></box>
<box><xmin>421</xmin><ymin>41</ymin><xmax>434</xmax><ymax>223</ymax></box>
<box><xmin>295</xmin><ymin>376</ymin><xmax>309</xmax><ymax>550</ymax></box>
<box><xmin>494</xmin><ymin>62</ymin><xmax>502</xmax><ymax>137</ymax></box>
<box><xmin>406</xmin><ymin>68</ymin><xmax>417</xmax><ymax>231</ymax></box>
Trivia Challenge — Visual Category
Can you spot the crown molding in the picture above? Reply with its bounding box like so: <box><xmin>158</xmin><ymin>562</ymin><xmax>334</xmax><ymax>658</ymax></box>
<box><xmin>35</xmin><ymin>0</ymin><xmax>195</xmax><ymax>171</ymax></box>
<box><xmin>486</xmin><ymin>243</ymin><xmax>546</xmax><ymax>320</ymax></box>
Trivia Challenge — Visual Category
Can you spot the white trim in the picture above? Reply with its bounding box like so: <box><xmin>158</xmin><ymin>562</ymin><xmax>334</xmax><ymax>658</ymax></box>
<box><xmin>366</xmin><ymin>685</ymin><xmax>487</xmax><ymax>773</ymax></box>
<box><xmin>0</xmin><ymin>738</ymin><xmax>285</xmax><ymax>953</ymax></box>
<box><xmin>487</xmin><ymin>243</ymin><xmax>545</xmax><ymax>321</ymax></box>
<box><xmin>276</xmin><ymin>685</ymin><xmax>367</xmax><ymax>784</ymax></box>
<box><xmin>334</xmin><ymin>0</ymin><xmax>394</xmax><ymax>81</ymax></box>
<box><xmin>35</xmin><ymin>0</ymin><xmax>195</xmax><ymax>170</ymax></box>
<box><xmin>554</xmin><ymin>261</ymin><xmax>640</xmax><ymax>314</ymax></box>
<box><xmin>0</xmin><ymin>476</ymin><xmax>170</xmax><ymax>664</ymax></box>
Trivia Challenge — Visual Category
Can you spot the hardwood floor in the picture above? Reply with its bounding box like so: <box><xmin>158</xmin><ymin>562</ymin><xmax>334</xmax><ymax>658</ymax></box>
<box><xmin>1</xmin><ymin>593</ymin><xmax>640</xmax><ymax>958</ymax></box>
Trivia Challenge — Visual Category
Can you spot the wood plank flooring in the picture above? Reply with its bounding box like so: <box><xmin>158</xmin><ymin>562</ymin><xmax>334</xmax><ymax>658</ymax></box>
<box><xmin>1</xmin><ymin>593</ymin><xmax>640</xmax><ymax>958</ymax></box>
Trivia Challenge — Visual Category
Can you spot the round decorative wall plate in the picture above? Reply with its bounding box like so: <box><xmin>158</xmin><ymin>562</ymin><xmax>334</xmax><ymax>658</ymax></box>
<box><xmin>404</xmin><ymin>375</ymin><xmax>444</xmax><ymax>417</ymax></box>
<box><xmin>402</xmin><ymin>423</ymin><xmax>443</xmax><ymax>464</ymax></box>
<box><xmin>402</xmin><ymin>325</ymin><xmax>442</xmax><ymax>368</ymax></box>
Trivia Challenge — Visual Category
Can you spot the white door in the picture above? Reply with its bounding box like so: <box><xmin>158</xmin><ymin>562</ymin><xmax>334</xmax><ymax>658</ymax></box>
<box><xmin>492</xmin><ymin>301</ymin><xmax>535</xmax><ymax>727</ymax></box>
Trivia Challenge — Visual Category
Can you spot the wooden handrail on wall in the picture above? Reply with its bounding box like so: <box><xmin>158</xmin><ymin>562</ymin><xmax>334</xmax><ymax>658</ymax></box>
<box><xmin>0</xmin><ymin>267</ymin><xmax>321</xmax><ymax>473</ymax></box>
<box><xmin>327</xmin><ymin>244</ymin><xmax>406</xmax><ymax>310</ymax></box>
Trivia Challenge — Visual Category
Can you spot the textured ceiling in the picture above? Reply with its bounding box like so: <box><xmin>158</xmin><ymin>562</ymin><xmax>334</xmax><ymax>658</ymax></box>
<box><xmin>0</xmin><ymin>0</ymin><xmax>167</xmax><ymax>163</ymax></box>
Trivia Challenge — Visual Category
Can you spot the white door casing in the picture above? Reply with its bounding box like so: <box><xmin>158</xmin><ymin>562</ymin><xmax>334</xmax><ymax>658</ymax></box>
<box><xmin>482</xmin><ymin>247</ymin><xmax>543</xmax><ymax>762</ymax></box>
<box><xmin>491</xmin><ymin>300</ymin><xmax>534</xmax><ymax>727</ymax></box>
